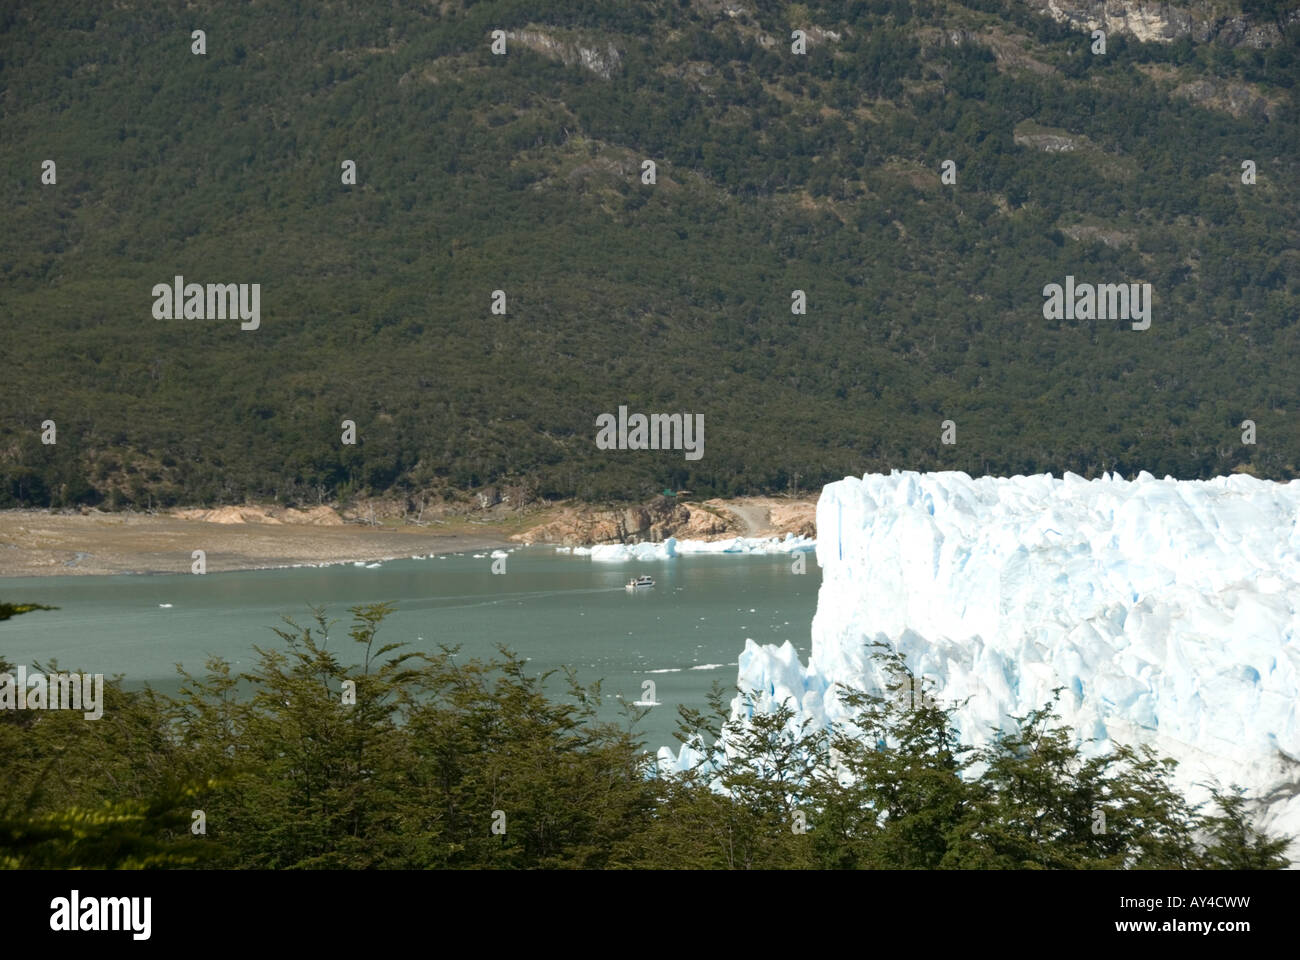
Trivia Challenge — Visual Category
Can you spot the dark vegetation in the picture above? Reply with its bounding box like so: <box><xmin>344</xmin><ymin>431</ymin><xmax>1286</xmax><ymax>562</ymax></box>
<box><xmin>2</xmin><ymin>1</ymin><xmax>1297</xmax><ymax>508</ymax></box>
<box><xmin>0</xmin><ymin>604</ymin><xmax>1290</xmax><ymax>869</ymax></box>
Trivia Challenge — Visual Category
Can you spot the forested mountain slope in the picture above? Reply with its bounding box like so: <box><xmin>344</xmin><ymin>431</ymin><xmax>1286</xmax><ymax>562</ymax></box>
<box><xmin>2</xmin><ymin>0</ymin><xmax>1297</xmax><ymax>507</ymax></box>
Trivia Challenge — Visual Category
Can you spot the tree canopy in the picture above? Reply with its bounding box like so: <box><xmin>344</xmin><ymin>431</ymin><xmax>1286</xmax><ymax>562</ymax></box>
<box><xmin>1</xmin><ymin>604</ymin><xmax>1289</xmax><ymax>869</ymax></box>
<box><xmin>2</xmin><ymin>1</ymin><xmax>1297</xmax><ymax>508</ymax></box>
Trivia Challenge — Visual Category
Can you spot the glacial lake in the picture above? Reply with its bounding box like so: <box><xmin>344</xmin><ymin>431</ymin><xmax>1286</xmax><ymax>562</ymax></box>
<box><xmin>0</xmin><ymin>548</ymin><xmax>819</xmax><ymax>754</ymax></box>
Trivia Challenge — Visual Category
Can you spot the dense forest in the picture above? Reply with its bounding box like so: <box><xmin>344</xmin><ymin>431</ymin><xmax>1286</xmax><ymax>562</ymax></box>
<box><xmin>0</xmin><ymin>603</ymin><xmax>1290</xmax><ymax>868</ymax></box>
<box><xmin>2</xmin><ymin>1</ymin><xmax>1298</xmax><ymax>508</ymax></box>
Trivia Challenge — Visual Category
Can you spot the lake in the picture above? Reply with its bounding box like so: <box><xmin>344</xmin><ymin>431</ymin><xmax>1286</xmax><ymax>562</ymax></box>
<box><xmin>0</xmin><ymin>547</ymin><xmax>819</xmax><ymax>753</ymax></box>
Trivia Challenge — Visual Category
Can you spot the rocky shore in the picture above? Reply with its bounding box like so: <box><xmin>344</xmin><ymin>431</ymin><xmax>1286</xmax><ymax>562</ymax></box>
<box><xmin>0</xmin><ymin>496</ymin><xmax>817</xmax><ymax>578</ymax></box>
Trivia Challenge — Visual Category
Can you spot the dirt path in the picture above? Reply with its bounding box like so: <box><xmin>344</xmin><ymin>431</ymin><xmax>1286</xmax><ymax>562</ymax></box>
<box><xmin>720</xmin><ymin>502</ymin><xmax>770</xmax><ymax>537</ymax></box>
<box><xmin>702</xmin><ymin>497</ymin><xmax>816</xmax><ymax>539</ymax></box>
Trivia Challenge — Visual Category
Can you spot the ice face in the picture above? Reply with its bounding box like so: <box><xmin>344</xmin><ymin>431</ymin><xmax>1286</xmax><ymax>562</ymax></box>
<box><xmin>662</xmin><ymin>471</ymin><xmax>1300</xmax><ymax>856</ymax></box>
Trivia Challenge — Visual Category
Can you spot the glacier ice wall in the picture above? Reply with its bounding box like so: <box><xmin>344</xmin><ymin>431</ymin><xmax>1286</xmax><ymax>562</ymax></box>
<box><xmin>663</xmin><ymin>470</ymin><xmax>1300</xmax><ymax>851</ymax></box>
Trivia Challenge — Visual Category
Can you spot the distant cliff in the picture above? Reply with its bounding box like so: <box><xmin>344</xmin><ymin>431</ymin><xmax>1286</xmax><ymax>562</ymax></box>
<box><xmin>514</xmin><ymin>496</ymin><xmax>816</xmax><ymax>546</ymax></box>
<box><xmin>1026</xmin><ymin>0</ymin><xmax>1300</xmax><ymax>46</ymax></box>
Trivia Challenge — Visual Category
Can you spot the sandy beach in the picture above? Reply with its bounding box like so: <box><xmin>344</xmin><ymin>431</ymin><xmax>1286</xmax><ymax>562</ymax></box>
<box><xmin>0</xmin><ymin>511</ymin><xmax>513</xmax><ymax>578</ymax></box>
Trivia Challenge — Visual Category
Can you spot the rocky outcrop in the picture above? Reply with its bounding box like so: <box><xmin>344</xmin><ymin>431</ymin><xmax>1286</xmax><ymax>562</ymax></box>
<box><xmin>514</xmin><ymin>496</ymin><xmax>818</xmax><ymax>546</ymax></box>
<box><xmin>1173</xmin><ymin>77</ymin><xmax>1276</xmax><ymax>120</ymax></box>
<box><xmin>1059</xmin><ymin>223</ymin><xmax>1135</xmax><ymax>249</ymax></box>
<box><xmin>703</xmin><ymin>497</ymin><xmax>818</xmax><ymax>539</ymax></box>
<box><xmin>692</xmin><ymin>0</ymin><xmax>757</xmax><ymax>20</ymax></box>
<box><xmin>505</xmin><ymin>29</ymin><xmax>621</xmax><ymax>79</ymax></box>
<box><xmin>516</xmin><ymin>498</ymin><xmax>734</xmax><ymax>545</ymax></box>
<box><xmin>768</xmin><ymin>501</ymin><xmax>817</xmax><ymax>539</ymax></box>
<box><xmin>1027</xmin><ymin>1</ymin><xmax>1299</xmax><ymax>48</ymax></box>
<box><xmin>954</xmin><ymin>29</ymin><xmax>1057</xmax><ymax>75</ymax></box>
<box><xmin>1015</xmin><ymin>131</ymin><xmax>1082</xmax><ymax>152</ymax></box>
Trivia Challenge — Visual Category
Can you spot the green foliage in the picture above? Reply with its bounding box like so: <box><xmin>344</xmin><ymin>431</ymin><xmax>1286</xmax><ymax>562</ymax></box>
<box><xmin>1198</xmin><ymin>786</ymin><xmax>1292</xmax><ymax>869</ymax></box>
<box><xmin>0</xmin><ymin>605</ymin><xmax>1292</xmax><ymax>868</ymax></box>
<box><xmin>0</xmin><ymin>603</ymin><xmax>56</xmax><ymax>621</ymax></box>
<box><xmin>940</xmin><ymin>698</ymin><xmax>1202</xmax><ymax>868</ymax></box>
<box><xmin>815</xmin><ymin>652</ymin><xmax>974</xmax><ymax>868</ymax></box>
<box><xmin>186</xmin><ymin>604</ymin><xmax>426</xmax><ymax>868</ymax></box>
<box><xmin>162</xmin><ymin>605</ymin><xmax>656</xmax><ymax>869</ymax></box>
<box><xmin>1</xmin><ymin>2</ymin><xmax>1297</xmax><ymax>508</ymax></box>
<box><xmin>0</xmin><ymin>634</ymin><xmax>218</xmax><ymax>868</ymax></box>
<box><xmin>0</xmin><ymin>787</ymin><xmax>218</xmax><ymax>870</ymax></box>
<box><xmin>629</xmin><ymin>687</ymin><xmax>827</xmax><ymax>868</ymax></box>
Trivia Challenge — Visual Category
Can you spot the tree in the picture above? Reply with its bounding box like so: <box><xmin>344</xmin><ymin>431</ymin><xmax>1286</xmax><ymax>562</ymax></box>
<box><xmin>0</xmin><ymin>602</ymin><xmax>55</xmax><ymax>622</ymax></box>
<box><xmin>1198</xmin><ymin>786</ymin><xmax>1292</xmax><ymax>869</ymax></box>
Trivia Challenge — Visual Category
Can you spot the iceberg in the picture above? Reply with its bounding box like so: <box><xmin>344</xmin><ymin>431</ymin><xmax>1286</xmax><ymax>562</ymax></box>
<box><xmin>676</xmin><ymin>533</ymin><xmax>816</xmax><ymax>555</ymax></box>
<box><xmin>581</xmin><ymin>537</ymin><xmax>679</xmax><ymax>562</ymax></box>
<box><xmin>568</xmin><ymin>533</ymin><xmax>816</xmax><ymax>561</ymax></box>
<box><xmin>660</xmin><ymin>470</ymin><xmax>1300</xmax><ymax>854</ymax></box>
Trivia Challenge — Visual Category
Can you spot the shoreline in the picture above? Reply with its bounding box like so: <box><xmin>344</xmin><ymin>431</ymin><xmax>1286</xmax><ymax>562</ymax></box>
<box><xmin>0</xmin><ymin>512</ymin><xmax>514</xmax><ymax>579</ymax></box>
<box><xmin>0</xmin><ymin>495</ymin><xmax>817</xmax><ymax>579</ymax></box>
<box><xmin>0</xmin><ymin>496</ymin><xmax>816</xmax><ymax>580</ymax></box>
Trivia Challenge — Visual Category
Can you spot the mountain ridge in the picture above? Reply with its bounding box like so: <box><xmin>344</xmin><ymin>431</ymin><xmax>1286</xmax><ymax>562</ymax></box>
<box><xmin>2</xmin><ymin>0</ymin><xmax>1297</xmax><ymax>509</ymax></box>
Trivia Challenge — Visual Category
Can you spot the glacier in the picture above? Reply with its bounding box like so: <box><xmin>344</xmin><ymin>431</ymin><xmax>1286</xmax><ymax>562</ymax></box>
<box><xmin>658</xmin><ymin>470</ymin><xmax>1300</xmax><ymax>855</ymax></box>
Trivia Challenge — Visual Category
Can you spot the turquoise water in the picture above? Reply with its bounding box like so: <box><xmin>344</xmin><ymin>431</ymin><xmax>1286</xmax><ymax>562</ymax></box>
<box><xmin>0</xmin><ymin>548</ymin><xmax>818</xmax><ymax>752</ymax></box>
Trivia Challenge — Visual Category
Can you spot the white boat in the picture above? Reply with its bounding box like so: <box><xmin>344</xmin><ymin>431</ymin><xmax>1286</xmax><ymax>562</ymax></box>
<box><xmin>625</xmin><ymin>575</ymin><xmax>655</xmax><ymax>591</ymax></box>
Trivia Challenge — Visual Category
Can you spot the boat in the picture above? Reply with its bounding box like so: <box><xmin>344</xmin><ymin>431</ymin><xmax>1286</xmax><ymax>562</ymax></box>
<box><xmin>625</xmin><ymin>575</ymin><xmax>655</xmax><ymax>591</ymax></box>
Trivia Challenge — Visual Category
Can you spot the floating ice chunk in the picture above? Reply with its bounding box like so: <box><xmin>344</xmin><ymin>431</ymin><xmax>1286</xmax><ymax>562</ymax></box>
<box><xmin>587</xmin><ymin>538</ymin><xmax>679</xmax><ymax>562</ymax></box>
<box><xmin>585</xmin><ymin>534</ymin><xmax>817</xmax><ymax>559</ymax></box>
